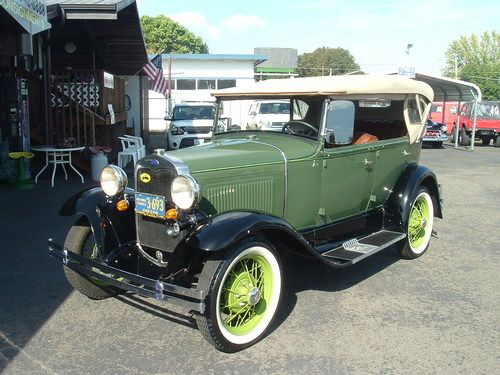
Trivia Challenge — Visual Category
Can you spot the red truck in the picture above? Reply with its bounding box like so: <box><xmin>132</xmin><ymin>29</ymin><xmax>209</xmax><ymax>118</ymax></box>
<box><xmin>453</xmin><ymin>101</ymin><xmax>500</xmax><ymax>146</ymax></box>
<box><xmin>429</xmin><ymin>101</ymin><xmax>460</xmax><ymax>133</ymax></box>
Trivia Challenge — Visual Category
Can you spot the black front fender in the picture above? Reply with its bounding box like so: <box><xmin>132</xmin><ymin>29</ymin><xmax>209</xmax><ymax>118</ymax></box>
<box><xmin>185</xmin><ymin>211</ymin><xmax>314</xmax><ymax>254</ymax></box>
<box><xmin>60</xmin><ymin>187</ymin><xmax>136</xmax><ymax>250</ymax></box>
<box><xmin>385</xmin><ymin>163</ymin><xmax>443</xmax><ymax>230</ymax></box>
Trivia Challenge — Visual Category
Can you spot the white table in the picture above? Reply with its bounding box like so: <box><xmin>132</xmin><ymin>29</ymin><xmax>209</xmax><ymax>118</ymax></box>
<box><xmin>32</xmin><ymin>146</ymin><xmax>85</xmax><ymax>187</ymax></box>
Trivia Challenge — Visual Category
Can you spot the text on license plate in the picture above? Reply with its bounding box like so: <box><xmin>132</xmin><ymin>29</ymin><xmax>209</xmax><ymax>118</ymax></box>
<box><xmin>135</xmin><ymin>193</ymin><xmax>166</xmax><ymax>218</ymax></box>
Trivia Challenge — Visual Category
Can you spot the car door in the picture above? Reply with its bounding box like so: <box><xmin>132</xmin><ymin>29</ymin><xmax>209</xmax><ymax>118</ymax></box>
<box><xmin>320</xmin><ymin>144</ymin><xmax>376</xmax><ymax>224</ymax></box>
<box><xmin>319</xmin><ymin>100</ymin><xmax>376</xmax><ymax>224</ymax></box>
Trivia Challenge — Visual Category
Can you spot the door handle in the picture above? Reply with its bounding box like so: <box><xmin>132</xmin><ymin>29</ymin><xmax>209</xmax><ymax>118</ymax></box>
<box><xmin>364</xmin><ymin>159</ymin><xmax>373</xmax><ymax>166</ymax></box>
<box><xmin>403</xmin><ymin>150</ymin><xmax>411</xmax><ymax>156</ymax></box>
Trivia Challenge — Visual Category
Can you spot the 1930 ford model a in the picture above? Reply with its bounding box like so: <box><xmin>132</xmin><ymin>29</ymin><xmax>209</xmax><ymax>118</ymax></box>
<box><xmin>49</xmin><ymin>75</ymin><xmax>443</xmax><ymax>352</ymax></box>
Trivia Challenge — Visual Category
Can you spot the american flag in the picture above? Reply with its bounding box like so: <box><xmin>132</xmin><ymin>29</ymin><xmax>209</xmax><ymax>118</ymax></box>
<box><xmin>143</xmin><ymin>54</ymin><xmax>168</xmax><ymax>96</ymax></box>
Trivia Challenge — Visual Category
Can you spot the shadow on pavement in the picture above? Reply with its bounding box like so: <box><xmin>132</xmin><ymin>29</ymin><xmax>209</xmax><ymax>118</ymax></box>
<box><xmin>0</xmin><ymin>175</ymin><xmax>99</xmax><ymax>373</ymax></box>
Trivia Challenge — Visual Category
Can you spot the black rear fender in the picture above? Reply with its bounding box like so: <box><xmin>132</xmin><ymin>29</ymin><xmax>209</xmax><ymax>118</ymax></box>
<box><xmin>60</xmin><ymin>187</ymin><xmax>136</xmax><ymax>251</ymax></box>
<box><xmin>385</xmin><ymin>163</ymin><xmax>443</xmax><ymax>230</ymax></box>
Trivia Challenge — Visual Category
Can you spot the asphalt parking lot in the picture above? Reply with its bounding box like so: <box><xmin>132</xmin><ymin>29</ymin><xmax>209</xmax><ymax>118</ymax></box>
<box><xmin>0</xmin><ymin>143</ymin><xmax>499</xmax><ymax>375</ymax></box>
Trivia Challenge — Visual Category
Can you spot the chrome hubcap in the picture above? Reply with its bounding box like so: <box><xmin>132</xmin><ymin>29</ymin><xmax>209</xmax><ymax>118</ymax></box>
<box><xmin>248</xmin><ymin>287</ymin><xmax>261</xmax><ymax>306</ymax></box>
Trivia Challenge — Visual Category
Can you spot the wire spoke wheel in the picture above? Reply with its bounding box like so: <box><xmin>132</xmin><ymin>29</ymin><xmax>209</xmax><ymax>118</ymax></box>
<box><xmin>196</xmin><ymin>238</ymin><xmax>282</xmax><ymax>352</ymax></box>
<box><xmin>397</xmin><ymin>188</ymin><xmax>435</xmax><ymax>259</ymax></box>
<box><xmin>219</xmin><ymin>253</ymin><xmax>273</xmax><ymax>335</ymax></box>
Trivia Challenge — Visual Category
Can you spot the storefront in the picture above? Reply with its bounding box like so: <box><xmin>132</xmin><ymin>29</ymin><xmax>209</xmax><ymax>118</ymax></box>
<box><xmin>0</xmin><ymin>0</ymin><xmax>51</xmax><ymax>180</ymax></box>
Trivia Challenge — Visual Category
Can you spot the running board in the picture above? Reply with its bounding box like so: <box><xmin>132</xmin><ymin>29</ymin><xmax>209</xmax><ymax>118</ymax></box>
<box><xmin>318</xmin><ymin>230</ymin><xmax>405</xmax><ymax>268</ymax></box>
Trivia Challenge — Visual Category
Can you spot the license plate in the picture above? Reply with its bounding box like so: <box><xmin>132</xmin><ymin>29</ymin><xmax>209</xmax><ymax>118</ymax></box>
<box><xmin>135</xmin><ymin>193</ymin><xmax>166</xmax><ymax>218</ymax></box>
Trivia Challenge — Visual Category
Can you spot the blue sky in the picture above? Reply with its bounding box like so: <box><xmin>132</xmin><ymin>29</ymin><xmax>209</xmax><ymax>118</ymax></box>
<box><xmin>137</xmin><ymin>0</ymin><xmax>499</xmax><ymax>75</ymax></box>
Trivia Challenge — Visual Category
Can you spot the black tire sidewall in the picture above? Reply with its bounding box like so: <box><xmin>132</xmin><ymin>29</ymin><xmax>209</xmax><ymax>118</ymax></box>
<box><xmin>63</xmin><ymin>218</ymin><xmax>113</xmax><ymax>299</ymax></box>
<box><xmin>397</xmin><ymin>187</ymin><xmax>434</xmax><ymax>259</ymax></box>
<box><xmin>196</xmin><ymin>237</ymin><xmax>282</xmax><ymax>352</ymax></box>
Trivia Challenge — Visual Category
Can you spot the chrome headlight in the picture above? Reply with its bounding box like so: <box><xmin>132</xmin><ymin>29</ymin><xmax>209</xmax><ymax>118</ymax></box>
<box><xmin>170</xmin><ymin>125</ymin><xmax>185</xmax><ymax>135</ymax></box>
<box><xmin>100</xmin><ymin>165</ymin><xmax>127</xmax><ymax>196</ymax></box>
<box><xmin>171</xmin><ymin>175</ymin><xmax>200</xmax><ymax>210</ymax></box>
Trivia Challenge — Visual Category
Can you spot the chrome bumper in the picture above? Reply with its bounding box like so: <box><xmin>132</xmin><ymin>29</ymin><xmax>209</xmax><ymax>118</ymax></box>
<box><xmin>48</xmin><ymin>239</ymin><xmax>205</xmax><ymax>313</ymax></box>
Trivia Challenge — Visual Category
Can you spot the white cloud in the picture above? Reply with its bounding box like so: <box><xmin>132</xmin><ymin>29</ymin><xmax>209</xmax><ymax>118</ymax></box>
<box><xmin>219</xmin><ymin>14</ymin><xmax>267</xmax><ymax>32</ymax></box>
<box><xmin>169</xmin><ymin>12</ymin><xmax>221</xmax><ymax>40</ymax></box>
<box><xmin>167</xmin><ymin>12</ymin><xmax>266</xmax><ymax>41</ymax></box>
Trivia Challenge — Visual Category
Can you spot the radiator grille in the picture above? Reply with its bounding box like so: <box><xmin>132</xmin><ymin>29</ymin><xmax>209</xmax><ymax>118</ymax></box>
<box><xmin>204</xmin><ymin>179</ymin><xmax>274</xmax><ymax>213</ymax></box>
<box><xmin>135</xmin><ymin>166</ymin><xmax>177</xmax><ymax>251</ymax></box>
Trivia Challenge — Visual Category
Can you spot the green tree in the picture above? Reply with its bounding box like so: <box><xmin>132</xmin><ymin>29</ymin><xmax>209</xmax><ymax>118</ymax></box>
<box><xmin>140</xmin><ymin>15</ymin><xmax>209</xmax><ymax>54</ymax></box>
<box><xmin>297</xmin><ymin>47</ymin><xmax>360</xmax><ymax>77</ymax></box>
<box><xmin>443</xmin><ymin>31</ymin><xmax>500</xmax><ymax>100</ymax></box>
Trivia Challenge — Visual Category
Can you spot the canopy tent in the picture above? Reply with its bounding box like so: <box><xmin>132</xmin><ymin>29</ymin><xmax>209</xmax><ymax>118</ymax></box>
<box><xmin>390</xmin><ymin>72</ymin><xmax>482</xmax><ymax>150</ymax></box>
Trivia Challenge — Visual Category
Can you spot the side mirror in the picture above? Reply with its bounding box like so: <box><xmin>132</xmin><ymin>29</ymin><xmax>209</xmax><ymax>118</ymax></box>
<box><xmin>249</xmin><ymin>111</ymin><xmax>257</xmax><ymax>116</ymax></box>
<box><xmin>325</xmin><ymin>100</ymin><xmax>355</xmax><ymax>145</ymax></box>
<box><xmin>164</xmin><ymin>116</ymin><xmax>172</xmax><ymax>121</ymax></box>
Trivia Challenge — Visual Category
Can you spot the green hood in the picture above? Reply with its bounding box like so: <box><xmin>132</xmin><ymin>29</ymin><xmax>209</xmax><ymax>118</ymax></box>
<box><xmin>168</xmin><ymin>132</ymin><xmax>318</xmax><ymax>173</ymax></box>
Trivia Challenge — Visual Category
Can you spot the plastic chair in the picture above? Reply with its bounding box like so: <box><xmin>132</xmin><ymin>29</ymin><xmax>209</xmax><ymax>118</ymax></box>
<box><xmin>123</xmin><ymin>135</ymin><xmax>146</xmax><ymax>158</ymax></box>
<box><xmin>117</xmin><ymin>136</ymin><xmax>138</xmax><ymax>169</ymax></box>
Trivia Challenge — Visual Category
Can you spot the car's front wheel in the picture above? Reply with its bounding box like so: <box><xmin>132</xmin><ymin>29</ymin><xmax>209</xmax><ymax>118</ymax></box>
<box><xmin>396</xmin><ymin>188</ymin><xmax>434</xmax><ymax>259</ymax></box>
<box><xmin>195</xmin><ymin>238</ymin><xmax>282</xmax><ymax>352</ymax></box>
<box><xmin>63</xmin><ymin>217</ymin><xmax>114</xmax><ymax>299</ymax></box>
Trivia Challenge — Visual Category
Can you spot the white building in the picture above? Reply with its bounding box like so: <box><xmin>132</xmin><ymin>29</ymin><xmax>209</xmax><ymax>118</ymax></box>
<box><xmin>148</xmin><ymin>53</ymin><xmax>267</xmax><ymax>131</ymax></box>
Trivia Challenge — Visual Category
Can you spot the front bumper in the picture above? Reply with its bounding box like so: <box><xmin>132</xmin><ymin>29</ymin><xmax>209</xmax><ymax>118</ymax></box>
<box><xmin>48</xmin><ymin>239</ymin><xmax>205</xmax><ymax>313</ymax></box>
<box><xmin>423</xmin><ymin>133</ymin><xmax>448</xmax><ymax>142</ymax></box>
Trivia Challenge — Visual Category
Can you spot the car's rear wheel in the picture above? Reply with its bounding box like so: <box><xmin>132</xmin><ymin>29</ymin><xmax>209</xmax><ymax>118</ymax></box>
<box><xmin>195</xmin><ymin>237</ymin><xmax>282</xmax><ymax>352</ymax></box>
<box><xmin>494</xmin><ymin>137</ymin><xmax>500</xmax><ymax>148</ymax></box>
<box><xmin>481</xmin><ymin>138</ymin><xmax>491</xmax><ymax>146</ymax></box>
<box><xmin>396</xmin><ymin>188</ymin><xmax>434</xmax><ymax>259</ymax></box>
<box><xmin>432</xmin><ymin>141</ymin><xmax>443</xmax><ymax>148</ymax></box>
<box><xmin>63</xmin><ymin>217</ymin><xmax>114</xmax><ymax>299</ymax></box>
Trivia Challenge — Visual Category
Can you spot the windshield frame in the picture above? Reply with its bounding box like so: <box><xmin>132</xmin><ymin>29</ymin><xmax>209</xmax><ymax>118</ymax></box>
<box><xmin>213</xmin><ymin>96</ymin><xmax>327</xmax><ymax>143</ymax></box>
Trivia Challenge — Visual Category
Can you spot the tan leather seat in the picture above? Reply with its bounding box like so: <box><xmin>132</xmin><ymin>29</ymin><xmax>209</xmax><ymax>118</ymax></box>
<box><xmin>353</xmin><ymin>132</ymin><xmax>378</xmax><ymax>144</ymax></box>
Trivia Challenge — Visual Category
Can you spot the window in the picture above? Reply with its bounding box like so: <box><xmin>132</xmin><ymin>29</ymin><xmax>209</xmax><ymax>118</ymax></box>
<box><xmin>217</xmin><ymin>79</ymin><xmax>236</xmax><ymax>89</ymax></box>
<box><xmin>177</xmin><ymin>79</ymin><xmax>196</xmax><ymax>90</ymax></box>
<box><xmin>407</xmin><ymin>96</ymin><xmax>421</xmax><ymax>124</ymax></box>
<box><xmin>292</xmin><ymin>99</ymin><xmax>309</xmax><ymax>120</ymax></box>
<box><xmin>197</xmin><ymin>79</ymin><xmax>216</xmax><ymax>90</ymax></box>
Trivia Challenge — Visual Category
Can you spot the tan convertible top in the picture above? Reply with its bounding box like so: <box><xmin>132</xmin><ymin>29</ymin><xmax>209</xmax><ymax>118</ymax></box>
<box><xmin>213</xmin><ymin>75</ymin><xmax>434</xmax><ymax>101</ymax></box>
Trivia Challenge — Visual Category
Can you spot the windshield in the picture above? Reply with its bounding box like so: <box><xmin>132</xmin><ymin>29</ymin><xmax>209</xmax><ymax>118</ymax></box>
<box><xmin>476</xmin><ymin>101</ymin><xmax>500</xmax><ymax>119</ymax></box>
<box><xmin>258</xmin><ymin>102</ymin><xmax>290</xmax><ymax>114</ymax></box>
<box><xmin>173</xmin><ymin>105</ymin><xmax>215</xmax><ymax>121</ymax></box>
<box><xmin>215</xmin><ymin>97</ymin><xmax>324</xmax><ymax>139</ymax></box>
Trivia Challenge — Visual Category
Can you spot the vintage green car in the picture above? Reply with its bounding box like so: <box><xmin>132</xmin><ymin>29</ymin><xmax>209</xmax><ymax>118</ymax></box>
<box><xmin>49</xmin><ymin>75</ymin><xmax>442</xmax><ymax>352</ymax></box>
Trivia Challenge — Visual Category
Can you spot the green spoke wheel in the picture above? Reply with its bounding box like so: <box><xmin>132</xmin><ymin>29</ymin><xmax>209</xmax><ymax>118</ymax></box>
<box><xmin>195</xmin><ymin>238</ymin><xmax>282</xmax><ymax>352</ymax></box>
<box><xmin>397</xmin><ymin>188</ymin><xmax>435</xmax><ymax>259</ymax></box>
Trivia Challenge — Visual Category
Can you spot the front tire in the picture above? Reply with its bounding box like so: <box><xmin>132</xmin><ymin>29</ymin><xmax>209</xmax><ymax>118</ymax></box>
<box><xmin>63</xmin><ymin>218</ymin><xmax>114</xmax><ymax>299</ymax></box>
<box><xmin>396</xmin><ymin>188</ymin><xmax>434</xmax><ymax>259</ymax></box>
<box><xmin>195</xmin><ymin>238</ymin><xmax>282</xmax><ymax>352</ymax></box>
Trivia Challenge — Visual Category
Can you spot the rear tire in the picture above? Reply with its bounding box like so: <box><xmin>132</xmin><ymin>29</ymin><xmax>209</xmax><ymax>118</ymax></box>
<box><xmin>432</xmin><ymin>141</ymin><xmax>443</xmax><ymax>149</ymax></box>
<box><xmin>195</xmin><ymin>237</ymin><xmax>282</xmax><ymax>352</ymax></box>
<box><xmin>481</xmin><ymin>138</ymin><xmax>491</xmax><ymax>146</ymax></box>
<box><xmin>494</xmin><ymin>137</ymin><xmax>500</xmax><ymax>148</ymax></box>
<box><xmin>396</xmin><ymin>188</ymin><xmax>434</xmax><ymax>260</ymax></box>
<box><xmin>63</xmin><ymin>218</ymin><xmax>114</xmax><ymax>300</ymax></box>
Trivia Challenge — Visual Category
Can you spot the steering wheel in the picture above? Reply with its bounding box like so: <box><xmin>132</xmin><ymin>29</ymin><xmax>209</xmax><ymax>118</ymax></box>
<box><xmin>282</xmin><ymin>121</ymin><xmax>318</xmax><ymax>137</ymax></box>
